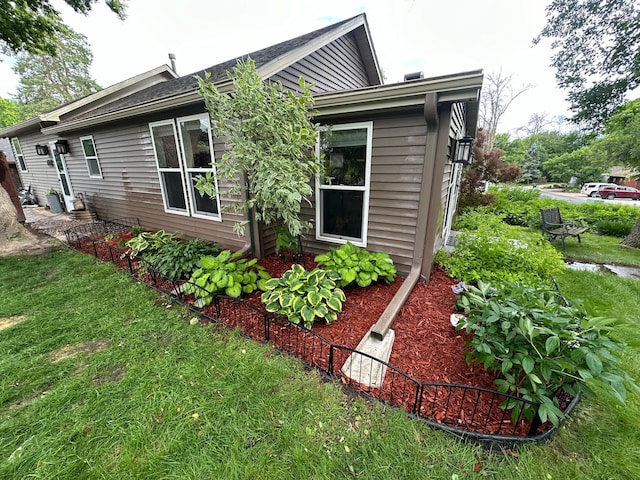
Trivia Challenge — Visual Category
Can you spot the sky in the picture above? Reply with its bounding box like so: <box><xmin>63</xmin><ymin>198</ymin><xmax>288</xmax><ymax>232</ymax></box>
<box><xmin>0</xmin><ymin>0</ymin><xmax>569</xmax><ymax>135</ymax></box>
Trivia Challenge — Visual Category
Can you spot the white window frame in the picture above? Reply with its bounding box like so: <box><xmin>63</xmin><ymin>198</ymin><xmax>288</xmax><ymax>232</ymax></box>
<box><xmin>11</xmin><ymin>137</ymin><xmax>27</xmax><ymax>172</ymax></box>
<box><xmin>315</xmin><ymin>121</ymin><xmax>373</xmax><ymax>247</ymax></box>
<box><xmin>176</xmin><ymin>114</ymin><xmax>222</xmax><ymax>221</ymax></box>
<box><xmin>149</xmin><ymin>115</ymin><xmax>221</xmax><ymax>221</ymax></box>
<box><xmin>79</xmin><ymin>135</ymin><xmax>103</xmax><ymax>178</ymax></box>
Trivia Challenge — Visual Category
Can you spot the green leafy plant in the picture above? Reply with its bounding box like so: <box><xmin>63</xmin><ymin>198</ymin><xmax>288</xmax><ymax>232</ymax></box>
<box><xmin>454</xmin><ymin>280</ymin><xmax>639</xmax><ymax>426</ymax></box>
<box><xmin>195</xmin><ymin>58</ymin><xmax>321</xmax><ymax>238</ymax></box>
<box><xmin>261</xmin><ymin>264</ymin><xmax>346</xmax><ymax>329</ymax></box>
<box><xmin>437</xmin><ymin>221</ymin><xmax>565</xmax><ymax>287</ymax></box>
<box><xmin>314</xmin><ymin>242</ymin><xmax>396</xmax><ymax>288</ymax></box>
<box><xmin>151</xmin><ymin>238</ymin><xmax>221</xmax><ymax>281</ymax></box>
<box><xmin>274</xmin><ymin>226</ymin><xmax>302</xmax><ymax>261</ymax></box>
<box><xmin>104</xmin><ymin>233</ymin><xmax>118</xmax><ymax>243</ymax></box>
<box><xmin>131</xmin><ymin>225</ymin><xmax>145</xmax><ymax>237</ymax></box>
<box><xmin>182</xmin><ymin>250</ymin><xmax>270</xmax><ymax>305</ymax></box>
<box><xmin>124</xmin><ymin>230</ymin><xmax>177</xmax><ymax>259</ymax></box>
<box><xmin>595</xmin><ymin>219</ymin><xmax>634</xmax><ymax>237</ymax></box>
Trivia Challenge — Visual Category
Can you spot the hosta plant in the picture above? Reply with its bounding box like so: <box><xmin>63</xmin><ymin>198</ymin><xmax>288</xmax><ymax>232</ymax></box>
<box><xmin>314</xmin><ymin>242</ymin><xmax>396</xmax><ymax>288</ymax></box>
<box><xmin>182</xmin><ymin>250</ymin><xmax>270</xmax><ymax>306</ymax></box>
<box><xmin>454</xmin><ymin>280</ymin><xmax>639</xmax><ymax>426</ymax></box>
<box><xmin>261</xmin><ymin>264</ymin><xmax>346</xmax><ymax>329</ymax></box>
<box><xmin>125</xmin><ymin>230</ymin><xmax>177</xmax><ymax>258</ymax></box>
<box><xmin>151</xmin><ymin>238</ymin><xmax>221</xmax><ymax>280</ymax></box>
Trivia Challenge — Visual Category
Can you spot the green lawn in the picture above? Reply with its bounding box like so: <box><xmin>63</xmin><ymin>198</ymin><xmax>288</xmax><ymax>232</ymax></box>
<box><xmin>1</xmin><ymin>246</ymin><xmax>639</xmax><ymax>479</ymax></box>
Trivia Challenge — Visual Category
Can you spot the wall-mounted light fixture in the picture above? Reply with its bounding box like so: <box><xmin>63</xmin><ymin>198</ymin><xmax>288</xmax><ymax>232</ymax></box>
<box><xmin>54</xmin><ymin>139</ymin><xmax>70</xmax><ymax>154</ymax></box>
<box><xmin>35</xmin><ymin>144</ymin><xmax>49</xmax><ymax>155</ymax></box>
<box><xmin>453</xmin><ymin>136</ymin><xmax>475</xmax><ymax>165</ymax></box>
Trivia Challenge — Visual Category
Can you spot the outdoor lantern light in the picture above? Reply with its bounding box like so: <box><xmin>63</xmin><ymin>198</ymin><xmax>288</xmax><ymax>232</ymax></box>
<box><xmin>54</xmin><ymin>139</ymin><xmax>70</xmax><ymax>154</ymax></box>
<box><xmin>35</xmin><ymin>144</ymin><xmax>49</xmax><ymax>155</ymax></box>
<box><xmin>453</xmin><ymin>136</ymin><xmax>475</xmax><ymax>165</ymax></box>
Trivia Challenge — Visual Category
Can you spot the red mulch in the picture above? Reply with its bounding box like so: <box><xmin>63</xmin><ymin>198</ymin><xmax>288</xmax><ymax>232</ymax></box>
<box><xmin>74</xmin><ymin>238</ymin><xmax>550</xmax><ymax>438</ymax></box>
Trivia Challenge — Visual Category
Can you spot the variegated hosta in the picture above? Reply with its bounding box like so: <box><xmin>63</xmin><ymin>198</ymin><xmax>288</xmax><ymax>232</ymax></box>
<box><xmin>261</xmin><ymin>264</ymin><xmax>346</xmax><ymax>329</ymax></box>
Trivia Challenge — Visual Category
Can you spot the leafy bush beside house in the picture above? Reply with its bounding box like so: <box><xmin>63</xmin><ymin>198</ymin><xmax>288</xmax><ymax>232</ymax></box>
<box><xmin>439</xmin><ymin>215</ymin><xmax>565</xmax><ymax>287</ymax></box>
<box><xmin>314</xmin><ymin>242</ymin><xmax>396</xmax><ymax>288</ymax></box>
<box><xmin>453</xmin><ymin>280</ymin><xmax>639</xmax><ymax>426</ymax></box>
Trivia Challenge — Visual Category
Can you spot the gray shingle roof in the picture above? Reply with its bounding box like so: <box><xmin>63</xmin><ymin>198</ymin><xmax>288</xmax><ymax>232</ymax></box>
<box><xmin>69</xmin><ymin>15</ymin><xmax>362</xmax><ymax>122</ymax></box>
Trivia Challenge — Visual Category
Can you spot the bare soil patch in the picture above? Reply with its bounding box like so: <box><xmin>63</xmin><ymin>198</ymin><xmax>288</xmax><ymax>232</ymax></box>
<box><xmin>49</xmin><ymin>339</ymin><xmax>111</xmax><ymax>363</ymax></box>
<box><xmin>0</xmin><ymin>315</ymin><xmax>27</xmax><ymax>331</ymax></box>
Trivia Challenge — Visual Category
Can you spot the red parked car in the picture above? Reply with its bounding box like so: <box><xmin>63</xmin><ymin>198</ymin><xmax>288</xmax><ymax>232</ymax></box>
<box><xmin>597</xmin><ymin>185</ymin><xmax>640</xmax><ymax>200</ymax></box>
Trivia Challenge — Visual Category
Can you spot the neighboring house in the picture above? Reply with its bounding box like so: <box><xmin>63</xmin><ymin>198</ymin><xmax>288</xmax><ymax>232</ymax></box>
<box><xmin>0</xmin><ymin>13</ymin><xmax>482</xmax><ymax>283</ymax></box>
<box><xmin>604</xmin><ymin>166</ymin><xmax>640</xmax><ymax>189</ymax></box>
<box><xmin>0</xmin><ymin>137</ymin><xmax>21</xmax><ymax>189</ymax></box>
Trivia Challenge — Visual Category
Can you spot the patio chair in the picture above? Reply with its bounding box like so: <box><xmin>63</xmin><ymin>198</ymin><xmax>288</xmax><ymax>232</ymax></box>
<box><xmin>540</xmin><ymin>207</ymin><xmax>588</xmax><ymax>250</ymax></box>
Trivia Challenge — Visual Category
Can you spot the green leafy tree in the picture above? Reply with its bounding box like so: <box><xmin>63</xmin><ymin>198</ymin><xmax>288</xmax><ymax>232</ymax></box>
<box><xmin>12</xmin><ymin>26</ymin><xmax>101</xmax><ymax>117</ymax></box>
<box><xmin>0</xmin><ymin>0</ymin><xmax>126</xmax><ymax>55</ymax></box>
<box><xmin>536</xmin><ymin>0</ymin><xmax>640</xmax><ymax>131</ymax></box>
<box><xmin>542</xmin><ymin>146</ymin><xmax>612</xmax><ymax>185</ymax></box>
<box><xmin>595</xmin><ymin>99</ymin><xmax>640</xmax><ymax>247</ymax></box>
<box><xmin>195</xmin><ymin>58</ymin><xmax>321</xmax><ymax>238</ymax></box>
<box><xmin>0</xmin><ymin>97</ymin><xmax>22</xmax><ymax>127</ymax></box>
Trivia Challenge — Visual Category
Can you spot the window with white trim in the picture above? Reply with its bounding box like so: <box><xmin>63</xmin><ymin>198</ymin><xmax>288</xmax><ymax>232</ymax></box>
<box><xmin>80</xmin><ymin>135</ymin><xmax>103</xmax><ymax>178</ymax></box>
<box><xmin>316</xmin><ymin>122</ymin><xmax>372</xmax><ymax>247</ymax></box>
<box><xmin>149</xmin><ymin>114</ymin><xmax>221</xmax><ymax>220</ymax></box>
<box><xmin>11</xmin><ymin>137</ymin><xmax>27</xmax><ymax>171</ymax></box>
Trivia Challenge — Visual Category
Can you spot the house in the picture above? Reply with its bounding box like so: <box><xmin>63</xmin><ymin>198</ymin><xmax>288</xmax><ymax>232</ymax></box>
<box><xmin>0</xmin><ymin>137</ymin><xmax>21</xmax><ymax>189</ymax></box>
<box><xmin>0</xmin><ymin>14</ymin><xmax>482</xmax><ymax>289</ymax></box>
<box><xmin>604</xmin><ymin>166</ymin><xmax>640</xmax><ymax>189</ymax></box>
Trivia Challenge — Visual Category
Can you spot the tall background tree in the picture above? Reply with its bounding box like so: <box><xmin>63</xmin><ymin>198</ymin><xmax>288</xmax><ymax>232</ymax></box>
<box><xmin>479</xmin><ymin>70</ymin><xmax>531</xmax><ymax>152</ymax></box>
<box><xmin>538</xmin><ymin>0</ymin><xmax>640</xmax><ymax>248</ymax></box>
<box><xmin>0</xmin><ymin>98</ymin><xmax>22</xmax><ymax>127</ymax></box>
<box><xmin>12</xmin><ymin>26</ymin><xmax>101</xmax><ymax>117</ymax></box>
<box><xmin>0</xmin><ymin>0</ymin><xmax>126</xmax><ymax>55</ymax></box>
<box><xmin>536</xmin><ymin>0</ymin><xmax>640</xmax><ymax>131</ymax></box>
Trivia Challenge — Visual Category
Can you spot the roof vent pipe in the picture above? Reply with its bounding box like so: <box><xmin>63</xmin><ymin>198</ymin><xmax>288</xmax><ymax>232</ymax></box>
<box><xmin>168</xmin><ymin>53</ymin><xmax>177</xmax><ymax>74</ymax></box>
<box><xmin>404</xmin><ymin>71</ymin><xmax>423</xmax><ymax>81</ymax></box>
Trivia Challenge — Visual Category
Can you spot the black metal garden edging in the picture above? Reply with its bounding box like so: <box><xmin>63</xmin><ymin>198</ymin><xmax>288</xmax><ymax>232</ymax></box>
<box><xmin>64</xmin><ymin>220</ymin><xmax>580</xmax><ymax>447</ymax></box>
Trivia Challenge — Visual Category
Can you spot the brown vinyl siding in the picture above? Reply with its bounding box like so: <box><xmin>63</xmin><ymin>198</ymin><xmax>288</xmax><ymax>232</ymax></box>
<box><xmin>435</xmin><ymin>102</ymin><xmax>467</xmax><ymax>250</ymax></box>
<box><xmin>269</xmin><ymin>33</ymin><xmax>371</xmax><ymax>93</ymax></box>
<box><xmin>10</xmin><ymin>132</ymin><xmax>62</xmax><ymax>206</ymax></box>
<box><xmin>294</xmin><ymin>111</ymin><xmax>427</xmax><ymax>275</ymax></box>
<box><xmin>61</xmin><ymin>118</ymin><xmax>249</xmax><ymax>250</ymax></box>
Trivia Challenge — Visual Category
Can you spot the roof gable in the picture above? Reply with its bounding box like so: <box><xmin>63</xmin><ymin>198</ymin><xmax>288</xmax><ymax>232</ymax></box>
<box><xmin>47</xmin><ymin>14</ymin><xmax>382</xmax><ymax>132</ymax></box>
<box><xmin>0</xmin><ymin>65</ymin><xmax>178</xmax><ymax>137</ymax></box>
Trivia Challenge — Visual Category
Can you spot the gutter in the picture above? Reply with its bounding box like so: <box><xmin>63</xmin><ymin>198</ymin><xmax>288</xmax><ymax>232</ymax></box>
<box><xmin>370</xmin><ymin>92</ymin><xmax>440</xmax><ymax>340</ymax></box>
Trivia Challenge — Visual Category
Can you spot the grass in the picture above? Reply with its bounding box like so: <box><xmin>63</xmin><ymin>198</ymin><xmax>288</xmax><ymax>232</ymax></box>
<box><xmin>526</xmin><ymin>228</ymin><xmax>640</xmax><ymax>267</ymax></box>
<box><xmin>1</xmin><ymin>245</ymin><xmax>639</xmax><ymax>478</ymax></box>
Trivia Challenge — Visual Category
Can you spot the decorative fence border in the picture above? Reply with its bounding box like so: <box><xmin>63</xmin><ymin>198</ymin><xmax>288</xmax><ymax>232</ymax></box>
<box><xmin>64</xmin><ymin>220</ymin><xmax>580</xmax><ymax>447</ymax></box>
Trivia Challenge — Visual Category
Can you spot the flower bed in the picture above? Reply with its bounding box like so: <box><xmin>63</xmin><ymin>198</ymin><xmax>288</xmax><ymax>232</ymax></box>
<box><xmin>64</xmin><ymin>223</ymin><xmax>579</xmax><ymax>444</ymax></box>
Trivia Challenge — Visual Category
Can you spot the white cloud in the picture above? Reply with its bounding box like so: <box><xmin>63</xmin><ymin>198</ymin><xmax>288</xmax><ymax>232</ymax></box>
<box><xmin>2</xmin><ymin>0</ymin><xmax>569</xmax><ymax>133</ymax></box>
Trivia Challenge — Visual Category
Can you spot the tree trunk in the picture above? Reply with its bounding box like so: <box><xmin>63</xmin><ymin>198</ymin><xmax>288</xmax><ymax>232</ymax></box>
<box><xmin>621</xmin><ymin>217</ymin><xmax>640</xmax><ymax>248</ymax></box>
<box><xmin>0</xmin><ymin>185</ymin><xmax>22</xmax><ymax>241</ymax></box>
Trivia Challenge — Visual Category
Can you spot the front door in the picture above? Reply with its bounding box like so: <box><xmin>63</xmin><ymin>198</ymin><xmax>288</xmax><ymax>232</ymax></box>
<box><xmin>49</xmin><ymin>141</ymin><xmax>75</xmax><ymax>212</ymax></box>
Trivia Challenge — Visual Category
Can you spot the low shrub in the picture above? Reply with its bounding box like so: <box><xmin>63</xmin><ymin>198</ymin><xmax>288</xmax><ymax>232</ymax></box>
<box><xmin>125</xmin><ymin>230</ymin><xmax>177</xmax><ymax>258</ymax></box>
<box><xmin>182</xmin><ymin>250</ymin><xmax>270</xmax><ymax>305</ymax></box>
<box><xmin>595</xmin><ymin>220</ymin><xmax>634</xmax><ymax>238</ymax></box>
<box><xmin>437</xmin><ymin>221</ymin><xmax>565</xmax><ymax>287</ymax></box>
<box><xmin>454</xmin><ymin>280</ymin><xmax>639</xmax><ymax>426</ymax></box>
<box><xmin>261</xmin><ymin>264</ymin><xmax>346</xmax><ymax>329</ymax></box>
<box><xmin>151</xmin><ymin>238</ymin><xmax>221</xmax><ymax>280</ymax></box>
<box><xmin>314</xmin><ymin>242</ymin><xmax>396</xmax><ymax>288</ymax></box>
